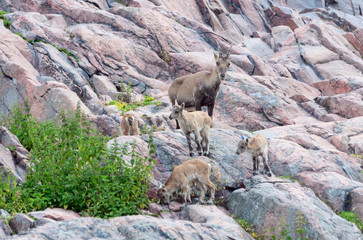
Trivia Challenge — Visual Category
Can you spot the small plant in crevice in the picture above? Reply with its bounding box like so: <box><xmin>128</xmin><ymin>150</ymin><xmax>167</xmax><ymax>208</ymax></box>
<box><xmin>235</xmin><ymin>212</ymin><xmax>308</xmax><ymax>240</ymax></box>
<box><xmin>110</xmin><ymin>81</ymin><xmax>162</xmax><ymax>114</ymax></box>
<box><xmin>277</xmin><ymin>175</ymin><xmax>297</xmax><ymax>183</ymax></box>
<box><xmin>339</xmin><ymin>211</ymin><xmax>363</xmax><ymax>232</ymax></box>
<box><xmin>161</xmin><ymin>48</ymin><xmax>170</xmax><ymax>63</ymax></box>
<box><xmin>0</xmin><ymin>103</ymin><xmax>156</xmax><ymax>218</ymax></box>
<box><xmin>235</xmin><ymin>218</ymin><xmax>265</xmax><ymax>240</ymax></box>
<box><xmin>50</xmin><ymin>44</ymin><xmax>79</xmax><ymax>63</ymax></box>
<box><xmin>115</xmin><ymin>0</ymin><xmax>127</xmax><ymax>6</ymax></box>
<box><xmin>0</xmin><ymin>11</ymin><xmax>11</xmax><ymax>29</ymax></box>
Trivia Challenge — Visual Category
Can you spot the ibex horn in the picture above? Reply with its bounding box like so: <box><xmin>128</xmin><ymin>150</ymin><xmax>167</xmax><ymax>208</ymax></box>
<box><xmin>216</xmin><ymin>41</ymin><xmax>222</xmax><ymax>57</ymax></box>
<box><xmin>227</xmin><ymin>44</ymin><xmax>233</xmax><ymax>57</ymax></box>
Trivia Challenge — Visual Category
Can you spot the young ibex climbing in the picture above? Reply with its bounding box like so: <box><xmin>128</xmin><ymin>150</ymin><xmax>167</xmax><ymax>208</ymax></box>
<box><xmin>157</xmin><ymin>158</ymin><xmax>216</xmax><ymax>205</ymax></box>
<box><xmin>168</xmin><ymin>43</ymin><xmax>232</xmax><ymax>128</ymax></box>
<box><xmin>236</xmin><ymin>134</ymin><xmax>273</xmax><ymax>177</ymax></box>
<box><xmin>121</xmin><ymin>113</ymin><xmax>139</xmax><ymax>136</ymax></box>
<box><xmin>169</xmin><ymin>101</ymin><xmax>211</xmax><ymax>157</ymax></box>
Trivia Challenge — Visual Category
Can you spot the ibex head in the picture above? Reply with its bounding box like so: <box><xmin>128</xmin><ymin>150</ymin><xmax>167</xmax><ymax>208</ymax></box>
<box><xmin>214</xmin><ymin>42</ymin><xmax>232</xmax><ymax>80</ymax></box>
<box><xmin>157</xmin><ymin>184</ymin><xmax>170</xmax><ymax>203</ymax></box>
<box><xmin>236</xmin><ymin>137</ymin><xmax>249</xmax><ymax>155</ymax></box>
<box><xmin>169</xmin><ymin>101</ymin><xmax>185</xmax><ymax>120</ymax></box>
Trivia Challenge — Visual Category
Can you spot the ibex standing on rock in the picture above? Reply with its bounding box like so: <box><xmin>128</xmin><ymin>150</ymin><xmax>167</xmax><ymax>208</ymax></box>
<box><xmin>168</xmin><ymin>43</ymin><xmax>232</xmax><ymax>128</ymax></box>
<box><xmin>169</xmin><ymin>101</ymin><xmax>211</xmax><ymax>157</ymax></box>
<box><xmin>236</xmin><ymin>134</ymin><xmax>273</xmax><ymax>177</ymax></box>
<box><xmin>121</xmin><ymin>113</ymin><xmax>139</xmax><ymax>136</ymax></box>
<box><xmin>157</xmin><ymin>158</ymin><xmax>216</xmax><ymax>205</ymax></box>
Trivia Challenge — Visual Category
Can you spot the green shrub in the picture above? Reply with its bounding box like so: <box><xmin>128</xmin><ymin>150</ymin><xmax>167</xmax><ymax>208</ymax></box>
<box><xmin>0</xmin><ymin>103</ymin><xmax>156</xmax><ymax>218</ymax></box>
<box><xmin>339</xmin><ymin>211</ymin><xmax>363</xmax><ymax>232</ymax></box>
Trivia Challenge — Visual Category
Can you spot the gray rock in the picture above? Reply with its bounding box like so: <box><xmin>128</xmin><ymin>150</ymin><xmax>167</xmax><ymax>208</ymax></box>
<box><xmin>9</xmin><ymin>213</ymin><xmax>34</xmax><ymax>234</ymax></box>
<box><xmin>228</xmin><ymin>176</ymin><xmax>363</xmax><ymax>240</ymax></box>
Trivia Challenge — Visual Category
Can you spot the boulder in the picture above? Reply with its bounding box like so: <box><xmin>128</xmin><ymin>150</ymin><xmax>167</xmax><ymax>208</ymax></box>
<box><xmin>228</xmin><ymin>176</ymin><xmax>363</xmax><ymax>240</ymax></box>
<box><xmin>9</xmin><ymin>213</ymin><xmax>34</xmax><ymax>234</ymax></box>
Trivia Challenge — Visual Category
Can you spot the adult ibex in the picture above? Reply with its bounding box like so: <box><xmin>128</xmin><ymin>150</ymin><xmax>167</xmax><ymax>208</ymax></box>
<box><xmin>168</xmin><ymin>43</ymin><xmax>232</xmax><ymax>128</ymax></box>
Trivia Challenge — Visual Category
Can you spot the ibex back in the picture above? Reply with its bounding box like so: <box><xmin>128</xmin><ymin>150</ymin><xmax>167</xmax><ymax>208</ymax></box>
<box><xmin>168</xmin><ymin>43</ymin><xmax>232</xmax><ymax>128</ymax></box>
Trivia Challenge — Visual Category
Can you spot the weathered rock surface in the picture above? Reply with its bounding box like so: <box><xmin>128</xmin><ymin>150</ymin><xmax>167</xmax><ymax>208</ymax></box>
<box><xmin>228</xmin><ymin>176</ymin><xmax>363</xmax><ymax>240</ymax></box>
<box><xmin>8</xmin><ymin>213</ymin><xmax>34</xmax><ymax>234</ymax></box>
<box><xmin>6</xmin><ymin>205</ymin><xmax>253</xmax><ymax>240</ymax></box>
<box><xmin>0</xmin><ymin>0</ymin><xmax>362</xmax><ymax>238</ymax></box>
<box><xmin>0</xmin><ymin>127</ymin><xmax>29</xmax><ymax>182</ymax></box>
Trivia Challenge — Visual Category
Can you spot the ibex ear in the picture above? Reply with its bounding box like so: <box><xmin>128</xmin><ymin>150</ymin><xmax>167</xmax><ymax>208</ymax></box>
<box><xmin>214</xmin><ymin>52</ymin><xmax>218</xmax><ymax>60</ymax></box>
<box><xmin>181</xmin><ymin>102</ymin><xmax>185</xmax><ymax>109</ymax></box>
<box><xmin>246</xmin><ymin>138</ymin><xmax>249</xmax><ymax>143</ymax></box>
<box><xmin>174</xmin><ymin>99</ymin><xmax>178</xmax><ymax>106</ymax></box>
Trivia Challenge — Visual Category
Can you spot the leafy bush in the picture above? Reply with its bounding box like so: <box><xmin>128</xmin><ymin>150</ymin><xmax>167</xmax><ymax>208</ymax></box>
<box><xmin>339</xmin><ymin>211</ymin><xmax>363</xmax><ymax>232</ymax></box>
<box><xmin>0</xmin><ymin>103</ymin><xmax>156</xmax><ymax>218</ymax></box>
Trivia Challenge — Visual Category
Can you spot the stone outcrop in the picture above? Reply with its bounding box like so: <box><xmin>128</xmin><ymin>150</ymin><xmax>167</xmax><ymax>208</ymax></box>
<box><xmin>0</xmin><ymin>0</ymin><xmax>362</xmax><ymax>239</ymax></box>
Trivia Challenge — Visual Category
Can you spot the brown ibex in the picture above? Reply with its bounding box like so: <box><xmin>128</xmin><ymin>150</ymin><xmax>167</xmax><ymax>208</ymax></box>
<box><xmin>168</xmin><ymin>43</ymin><xmax>232</xmax><ymax>128</ymax></box>
<box><xmin>121</xmin><ymin>113</ymin><xmax>139</xmax><ymax>136</ymax></box>
<box><xmin>236</xmin><ymin>134</ymin><xmax>273</xmax><ymax>177</ymax></box>
<box><xmin>169</xmin><ymin>101</ymin><xmax>211</xmax><ymax>157</ymax></box>
<box><xmin>157</xmin><ymin>158</ymin><xmax>216</xmax><ymax>205</ymax></box>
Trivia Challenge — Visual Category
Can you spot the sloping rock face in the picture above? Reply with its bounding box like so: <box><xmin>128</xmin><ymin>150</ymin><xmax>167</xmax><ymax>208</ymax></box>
<box><xmin>0</xmin><ymin>0</ymin><xmax>362</xmax><ymax>239</ymax></box>
<box><xmin>6</xmin><ymin>206</ymin><xmax>254</xmax><ymax>240</ymax></box>
<box><xmin>228</xmin><ymin>176</ymin><xmax>362</xmax><ymax>240</ymax></box>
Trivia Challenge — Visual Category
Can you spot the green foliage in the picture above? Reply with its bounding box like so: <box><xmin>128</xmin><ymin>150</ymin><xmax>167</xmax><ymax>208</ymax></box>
<box><xmin>50</xmin><ymin>44</ymin><xmax>79</xmax><ymax>63</ymax></box>
<box><xmin>109</xmin><ymin>95</ymin><xmax>162</xmax><ymax>114</ymax></box>
<box><xmin>235</xmin><ymin>212</ymin><xmax>308</xmax><ymax>240</ymax></box>
<box><xmin>277</xmin><ymin>175</ymin><xmax>297</xmax><ymax>182</ymax></box>
<box><xmin>339</xmin><ymin>211</ymin><xmax>363</xmax><ymax>232</ymax></box>
<box><xmin>351</xmin><ymin>154</ymin><xmax>363</xmax><ymax>159</ymax></box>
<box><xmin>0</xmin><ymin>103</ymin><xmax>156</xmax><ymax>218</ymax></box>
<box><xmin>115</xmin><ymin>0</ymin><xmax>127</xmax><ymax>6</ymax></box>
<box><xmin>0</xmin><ymin>172</ymin><xmax>28</xmax><ymax>214</ymax></box>
<box><xmin>235</xmin><ymin>218</ymin><xmax>265</xmax><ymax>240</ymax></box>
<box><xmin>15</xmin><ymin>32</ymin><xmax>27</xmax><ymax>41</ymax></box>
<box><xmin>161</xmin><ymin>48</ymin><xmax>170</xmax><ymax>63</ymax></box>
<box><xmin>0</xmin><ymin>11</ymin><xmax>11</xmax><ymax>29</ymax></box>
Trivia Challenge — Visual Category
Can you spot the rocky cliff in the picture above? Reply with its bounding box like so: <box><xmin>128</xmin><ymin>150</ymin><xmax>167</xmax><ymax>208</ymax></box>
<box><xmin>0</xmin><ymin>0</ymin><xmax>362</xmax><ymax>239</ymax></box>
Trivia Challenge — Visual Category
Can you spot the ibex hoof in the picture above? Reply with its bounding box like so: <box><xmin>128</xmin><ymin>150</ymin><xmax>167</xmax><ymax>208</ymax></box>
<box><xmin>189</xmin><ymin>152</ymin><xmax>194</xmax><ymax>157</ymax></box>
<box><xmin>267</xmin><ymin>172</ymin><xmax>272</xmax><ymax>177</ymax></box>
<box><xmin>206</xmin><ymin>200</ymin><xmax>214</xmax><ymax>205</ymax></box>
<box><xmin>198</xmin><ymin>152</ymin><xmax>203</xmax><ymax>156</ymax></box>
<box><xmin>252</xmin><ymin>171</ymin><xmax>258</xmax><ymax>176</ymax></box>
<box><xmin>203</xmin><ymin>152</ymin><xmax>209</xmax><ymax>156</ymax></box>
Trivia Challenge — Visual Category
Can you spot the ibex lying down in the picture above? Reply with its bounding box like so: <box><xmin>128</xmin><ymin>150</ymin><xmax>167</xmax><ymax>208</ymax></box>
<box><xmin>158</xmin><ymin>158</ymin><xmax>215</xmax><ymax>205</ymax></box>
<box><xmin>121</xmin><ymin>113</ymin><xmax>139</xmax><ymax>136</ymax></box>
<box><xmin>236</xmin><ymin>134</ymin><xmax>273</xmax><ymax>177</ymax></box>
<box><xmin>168</xmin><ymin>43</ymin><xmax>232</xmax><ymax>128</ymax></box>
<box><xmin>169</xmin><ymin>101</ymin><xmax>211</xmax><ymax>156</ymax></box>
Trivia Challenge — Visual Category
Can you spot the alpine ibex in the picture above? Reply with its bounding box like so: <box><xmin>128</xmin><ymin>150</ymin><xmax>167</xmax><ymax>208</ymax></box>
<box><xmin>121</xmin><ymin>113</ymin><xmax>139</xmax><ymax>136</ymax></box>
<box><xmin>157</xmin><ymin>158</ymin><xmax>215</xmax><ymax>205</ymax></box>
<box><xmin>168</xmin><ymin>43</ymin><xmax>232</xmax><ymax>128</ymax></box>
<box><xmin>236</xmin><ymin>134</ymin><xmax>273</xmax><ymax>177</ymax></box>
<box><xmin>169</xmin><ymin>101</ymin><xmax>211</xmax><ymax>157</ymax></box>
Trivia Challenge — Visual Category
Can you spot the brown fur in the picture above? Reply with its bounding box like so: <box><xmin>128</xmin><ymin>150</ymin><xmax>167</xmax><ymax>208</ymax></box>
<box><xmin>168</xmin><ymin>43</ymin><xmax>232</xmax><ymax>128</ymax></box>
<box><xmin>169</xmin><ymin>101</ymin><xmax>211</xmax><ymax>156</ymax></box>
<box><xmin>121</xmin><ymin>113</ymin><xmax>139</xmax><ymax>136</ymax></box>
<box><xmin>236</xmin><ymin>134</ymin><xmax>273</xmax><ymax>177</ymax></box>
<box><xmin>157</xmin><ymin>158</ymin><xmax>216</xmax><ymax>205</ymax></box>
